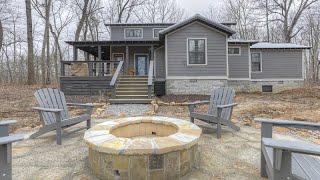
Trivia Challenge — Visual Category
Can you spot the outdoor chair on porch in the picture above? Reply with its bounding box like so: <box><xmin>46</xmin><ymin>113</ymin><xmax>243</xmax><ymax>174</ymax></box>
<box><xmin>255</xmin><ymin>118</ymin><xmax>320</xmax><ymax>180</ymax></box>
<box><xmin>188</xmin><ymin>87</ymin><xmax>240</xmax><ymax>139</ymax></box>
<box><xmin>31</xmin><ymin>88</ymin><xmax>94</xmax><ymax>145</ymax></box>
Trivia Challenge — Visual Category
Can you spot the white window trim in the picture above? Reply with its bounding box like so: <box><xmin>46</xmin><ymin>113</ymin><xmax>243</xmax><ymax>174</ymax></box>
<box><xmin>124</xmin><ymin>28</ymin><xmax>143</xmax><ymax>39</ymax></box>
<box><xmin>228</xmin><ymin>46</ymin><xmax>241</xmax><ymax>56</ymax></box>
<box><xmin>251</xmin><ymin>52</ymin><xmax>262</xmax><ymax>73</ymax></box>
<box><xmin>187</xmin><ymin>38</ymin><xmax>208</xmax><ymax>66</ymax></box>
<box><xmin>153</xmin><ymin>28</ymin><xmax>165</xmax><ymax>38</ymax></box>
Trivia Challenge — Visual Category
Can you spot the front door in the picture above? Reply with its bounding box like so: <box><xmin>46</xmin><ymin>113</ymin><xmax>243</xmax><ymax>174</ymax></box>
<box><xmin>135</xmin><ymin>54</ymin><xmax>148</xmax><ymax>76</ymax></box>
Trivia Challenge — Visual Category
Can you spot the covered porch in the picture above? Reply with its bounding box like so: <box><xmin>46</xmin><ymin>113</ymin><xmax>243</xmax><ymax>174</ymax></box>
<box><xmin>62</xmin><ymin>40</ymin><xmax>160</xmax><ymax>77</ymax></box>
<box><xmin>60</xmin><ymin>41</ymin><xmax>160</xmax><ymax>100</ymax></box>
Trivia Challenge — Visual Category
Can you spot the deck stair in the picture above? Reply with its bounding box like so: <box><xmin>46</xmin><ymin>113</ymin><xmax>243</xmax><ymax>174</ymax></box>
<box><xmin>109</xmin><ymin>76</ymin><xmax>154</xmax><ymax>104</ymax></box>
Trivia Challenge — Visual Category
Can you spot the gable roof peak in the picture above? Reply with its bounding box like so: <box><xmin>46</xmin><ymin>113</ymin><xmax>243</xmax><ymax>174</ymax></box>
<box><xmin>159</xmin><ymin>14</ymin><xmax>236</xmax><ymax>37</ymax></box>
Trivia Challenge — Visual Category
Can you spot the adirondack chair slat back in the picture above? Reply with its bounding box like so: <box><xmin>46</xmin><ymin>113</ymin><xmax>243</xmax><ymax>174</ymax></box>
<box><xmin>208</xmin><ymin>87</ymin><xmax>235</xmax><ymax>121</ymax></box>
<box><xmin>34</xmin><ymin>88</ymin><xmax>70</xmax><ymax>125</ymax></box>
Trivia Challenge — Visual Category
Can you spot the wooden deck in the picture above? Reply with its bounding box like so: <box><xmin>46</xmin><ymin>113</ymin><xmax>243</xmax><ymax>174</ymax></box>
<box><xmin>60</xmin><ymin>76</ymin><xmax>112</xmax><ymax>95</ymax></box>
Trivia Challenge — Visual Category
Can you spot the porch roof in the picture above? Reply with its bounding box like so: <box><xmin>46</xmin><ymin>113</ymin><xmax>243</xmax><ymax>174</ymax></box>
<box><xmin>65</xmin><ymin>40</ymin><xmax>161</xmax><ymax>47</ymax></box>
<box><xmin>65</xmin><ymin>40</ymin><xmax>160</xmax><ymax>59</ymax></box>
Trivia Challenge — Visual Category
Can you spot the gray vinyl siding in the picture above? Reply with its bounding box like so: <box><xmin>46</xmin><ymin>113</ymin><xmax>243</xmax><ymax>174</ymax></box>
<box><xmin>228</xmin><ymin>44</ymin><xmax>250</xmax><ymax>78</ymax></box>
<box><xmin>166</xmin><ymin>22</ymin><xmax>227</xmax><ymax>77</ymax></box>
<box><xmin>110</xmin><ymin>26</ymin><xmax>166</xmax><ymax>41</ymax></box>
<box><xmin>155</xmin><ymin>46</ymin><xmax>165</xmax><ymax>79</ymax></box>
<box><xmin>251</xmin><ymin>49</ymin><xmax>303</xmax><ymax>79</ymax></box>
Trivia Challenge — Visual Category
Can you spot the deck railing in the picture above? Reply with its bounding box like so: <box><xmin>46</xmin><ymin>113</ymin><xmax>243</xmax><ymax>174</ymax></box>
<box><xmin>148</xmin><ymin>60</ymin><xmax>154</xmax><ymax>99</ymax></box>
<box><xmin>60</xmin><ymin>60</ymin><xmax>122</xmax><ymax>77</ymax></box>
<box><xmin>110</xmin><ymin>61</ymin><xmax>124</xmax><ymax>98</ymax></box>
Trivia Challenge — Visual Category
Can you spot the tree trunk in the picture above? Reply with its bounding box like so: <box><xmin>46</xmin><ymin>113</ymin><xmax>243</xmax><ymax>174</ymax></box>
<box><xmin>75</xmin><ymin>0</ymin><xmax>90</xmax><ymax>41</ymax></box>
<box><xmin>0</xmin><ymin>19</ymin><xmax>3</xmax><ymax>51</ymax></box>
<box><xmin>25</xmin><ymin>0</ymin><xmax>35</xmax><ymax>85</ymax></box>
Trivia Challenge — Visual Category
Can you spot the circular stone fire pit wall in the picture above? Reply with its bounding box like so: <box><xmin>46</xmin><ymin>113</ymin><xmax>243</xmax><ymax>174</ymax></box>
<box><xmin>84</xmin><ymin>116</ymin><xmax>202</xmax><ymax>179</ymax></box>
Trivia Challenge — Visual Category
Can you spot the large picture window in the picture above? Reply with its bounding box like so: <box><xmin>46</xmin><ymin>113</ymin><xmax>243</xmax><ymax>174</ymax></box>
<box><xmin>124</xmin><ymin>28</ymin><xmax>143</xmax><ymax>38</ymax></box>
<box><xmin>251</xmin><ymin>52</ymin><xmax>262</xmax><ymax>72</ymax></box>
<box><xmin>187</xmin><ymin>38</ymin><xmax>207</xmax><ymax>65</ymax></box>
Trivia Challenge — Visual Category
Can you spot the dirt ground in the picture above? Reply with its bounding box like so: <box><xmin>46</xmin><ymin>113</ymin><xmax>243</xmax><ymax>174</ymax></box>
<box><xmin>1</xmin><ymin>85</ymin><xmax>319</xmax><ymax>179</ymax></box>
<box><xmin>1</xmin><ymin>85</ymin><xmax>319</xmax><ymax>135</ymax></box>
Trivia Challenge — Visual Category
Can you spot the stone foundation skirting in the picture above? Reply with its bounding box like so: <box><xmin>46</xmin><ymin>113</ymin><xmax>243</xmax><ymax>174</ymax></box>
<box><xmin>165</xmin><ymin>79</ymin><xmax>304</xmax><ymax>94</ymax></box>
<box><xmin>228</xmin><ymin>80</ymin><xmax>304</xmax><ymax>93</ymax></box>
<box><xmin>166</xmin><ymin>79</ymin><xmax>227</xmax><ymax>95</ymax></box>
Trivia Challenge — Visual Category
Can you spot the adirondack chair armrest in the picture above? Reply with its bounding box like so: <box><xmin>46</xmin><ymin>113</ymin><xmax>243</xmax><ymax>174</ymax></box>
<box><xmin>0</xmin><ymin>134</ymin><xmax>24</xmax><ymax>145</ymax></box>
<box><xmin>254</xmin><ymin>118</ymin><xmax>320</xmax><ymax>130</ymax></box>
<box><xmin>262</xmin><ymin>138</ymin><xmax>320</xmax><ymax>156</ymax></box>
<box><xmin>217</xmin><ymin>103</ymin><xmax>237</xmax><ymax>109</ymax></box>
<box><xmin>67</xmin><ymin>103</ymin><xmax>94</xmax><ymax>108</ymax></box>
<box><xmin>0</xmin><ymin>120</ymin><xmax>17</xmax><ymax>126</ymax></box>
<box><xmin>32</xmin><ymin>107</ymin><xmax>64</xmax><ymax>113</ymax></box>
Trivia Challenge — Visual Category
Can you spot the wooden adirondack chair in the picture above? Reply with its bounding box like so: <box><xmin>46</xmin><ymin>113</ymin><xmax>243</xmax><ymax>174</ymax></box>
<box><xmin>255</xmin><ymin>118</ymin><xmax>320</xmax><ymax>180</ymax></box>
<box><xmin>0</xmin><ymin>120</ymin><xmax>24</xmax><ymax>180</ymax></box>
<box><xmin>31</xmin><ymin>88</ymin><xmax>94</xmax><ymax>145</ymax></box>
<box><xmin>188</xmin><ymin>87</ymin><xmax>240</xmax><ymax>139</ymax></box>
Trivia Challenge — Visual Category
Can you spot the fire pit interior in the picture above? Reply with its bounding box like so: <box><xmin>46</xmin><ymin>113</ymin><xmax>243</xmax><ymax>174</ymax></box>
<box><xmin>110</xmin><ymin>122</ymin><xmax>178</xmax><ymax>138</ymax></box>
<box><xmin>84</xmin><ymin>116</ymin><xmax>202</xmax><ymax>179</ymax></box>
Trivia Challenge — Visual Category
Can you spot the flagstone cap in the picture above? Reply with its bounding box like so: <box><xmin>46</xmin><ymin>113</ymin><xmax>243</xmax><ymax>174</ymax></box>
<box><xmin>84</xmin><ymin>116</ymin><xmax>202</xmax><ymax>155</ymax></box>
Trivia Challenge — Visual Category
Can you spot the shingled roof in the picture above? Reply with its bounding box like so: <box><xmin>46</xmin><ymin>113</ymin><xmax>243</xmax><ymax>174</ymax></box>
<box><xmin>159</xmin><ymin>14</ymin><xmax>236</xmax><ymax>38</ymax></box>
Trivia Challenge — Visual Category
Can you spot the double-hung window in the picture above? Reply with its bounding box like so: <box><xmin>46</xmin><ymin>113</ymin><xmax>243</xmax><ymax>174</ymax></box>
<box><xmin>187</xmin><ymin>38</ymin><xmax>207</xmax><ymax>65</ymax></box>
<box><xmin>228</xmin><ymin>46</ymin><xmax>241</xmax><ymax>55</ymax></box>
<box><xmin>124</xmin><ymin>28</ymin><xmax>143</xmax><ymax>38</ymax></box>
<box><xmin>251</xmin><ymin>52</ymin><xmax>262</xmax><ymax>72</ymax></box>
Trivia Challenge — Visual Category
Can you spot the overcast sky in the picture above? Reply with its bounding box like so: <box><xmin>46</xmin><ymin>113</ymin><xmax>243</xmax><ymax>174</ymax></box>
<box><xmin>176</xmin><ymin>0</ymin><xmax>220</xmax><ymax>14</ymax></box>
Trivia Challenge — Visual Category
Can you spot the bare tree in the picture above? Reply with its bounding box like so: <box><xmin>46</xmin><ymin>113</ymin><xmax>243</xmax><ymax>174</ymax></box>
<box><xmin>135</xmin><ymin>0</ymin><xmax>184</xmax><ymax>23</ymax></box>
<box><xmin>105</xmin><ymin>0</ymin><xmax>145</xmax><ymax>23</ymax></box>
<box><xmin>269</xmin><ymin>0</ymin><xmax>319</xmax><ymax>42</ymax></box>
<box><xmin>75</xmin><ymin>0</ymin><xmax>90</xmax><ymax>41</ymax></box>
<box><xmin>0</xmin><ymin>19</ymin><xmax>3</xmax><ymax>51</ymax></box>
<box><xmin>25</xmin><ymin>0</ymin><xmax>35</xmax><ymax>84</ymax></box>
<box><xmin>303</xmin><ymin>9</ymin><xmax>320</xmax><ymax>82</ymax></box>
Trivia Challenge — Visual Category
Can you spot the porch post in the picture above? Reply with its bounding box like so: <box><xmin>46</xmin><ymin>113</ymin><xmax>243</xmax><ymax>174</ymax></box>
<box><xmin>98</xmin><ymin>45</ymin><xmax>102</xmax><ymax>61</ymax></box>
<box><xmin>73</xmin><ymin>46</ymin><xmax>78</xmax><ymax>61</ymax></box>
<box><xmin>126</xmin><ymin>46</ymin><xmax>129</xmax><ymax>75</ymax></box>
<box><xmin>150</xmin><ymin>45</ymin><xmax>154</xmax><ymax>60</ymax></box>
<box><xmin>151</xmin><ymin>45</ymin><xmax>154</xmax><ymax>76</ymax></box>
<box><xmin>98</xmin><ymin>45</ymin><xmax>102</xmax><ymax>76</ymax></box>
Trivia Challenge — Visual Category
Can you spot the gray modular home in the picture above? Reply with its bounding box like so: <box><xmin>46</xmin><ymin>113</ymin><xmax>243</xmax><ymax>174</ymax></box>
<box><xmin>61</xmin><ymin>14</ymin><xmax>310</xmax><ymax>103</ymax></box>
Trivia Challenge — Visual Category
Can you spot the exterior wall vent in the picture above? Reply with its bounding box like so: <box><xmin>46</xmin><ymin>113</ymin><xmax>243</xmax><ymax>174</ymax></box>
<box><xmin>262</xmin><ymin>85</ymin><xmax>273</xmax><ymax>93</ymax></box>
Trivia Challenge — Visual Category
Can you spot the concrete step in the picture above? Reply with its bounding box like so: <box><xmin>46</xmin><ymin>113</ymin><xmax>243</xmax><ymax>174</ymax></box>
<box><xmin>116</xmin><ymin>91</ymin><xmax>148</xmax><ymax>95</ymax></box>
<box><xmin>115</xmin><ymin>95</ymin><xmax>151</xmax><ymax>99</ymax></box>
<box><xmin>109</xmin><ymin>98</ymin><xmax>153</xmax><ymax>104</ymax></box>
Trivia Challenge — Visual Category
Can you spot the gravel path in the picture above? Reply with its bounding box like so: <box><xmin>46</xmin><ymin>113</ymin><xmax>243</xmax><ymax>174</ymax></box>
<box><xmin>105</xmin><ymin>104</ymin><xmax>152</xmax><ymax>117</ymax></box>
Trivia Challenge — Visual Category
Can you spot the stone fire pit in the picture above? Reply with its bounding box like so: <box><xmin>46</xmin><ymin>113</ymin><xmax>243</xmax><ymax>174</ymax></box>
<box><xmin>84</xmin><ymin>116</ymin><xmax>202</xmax><ymax>179</ymax></box>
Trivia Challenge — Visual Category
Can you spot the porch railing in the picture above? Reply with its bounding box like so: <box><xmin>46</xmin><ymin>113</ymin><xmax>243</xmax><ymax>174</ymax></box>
<box><xmin>148</xmin><ymin>60</ymin><xmax>154</xmax><ymax>99</ymax></box>
<box><xmin>60</xmin><ymin>60</ymin><xmax>122</xmax><ymax>77</ymax></box>
<box><xmin>110</xmin><ymin>61</ymin><xmax>124</xmax><ymax>98</ymax></box>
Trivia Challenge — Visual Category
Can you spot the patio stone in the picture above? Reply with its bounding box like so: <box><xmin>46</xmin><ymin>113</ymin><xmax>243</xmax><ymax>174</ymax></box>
<box><xmin>113</xmin><ymin>155</ymin><xmax>129</xmax><ymax>170</ymax></box>
<box><xmin>164</xmin><ymin>151</ymin><xmax>180</xmax><ymax>179</ymax></box>
<box><xmin>129</xmin><ymin>156</ymin><xmax>148</xmax><ymax>180</ymax></box>
<box><xmin>149</xmin><ymin>169</ymin><xmax>165</xmax><ymax>180</ymax></box>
